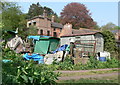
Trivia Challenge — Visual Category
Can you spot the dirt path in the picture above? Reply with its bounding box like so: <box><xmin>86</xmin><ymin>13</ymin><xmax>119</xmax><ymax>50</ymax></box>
<box><xmin>54</xmin><ymin>68</ymin><xmax>119</xmax><ymax>81</ymax></box>
<box><xmin>54</xmin><ymin>68</ymin><xmax>119</xmax><ymax>73</ymax></box>
<box><xmin>57</xmin><ymin>72</ymin><xmax>119</xmax><ymax>80</ymax></box>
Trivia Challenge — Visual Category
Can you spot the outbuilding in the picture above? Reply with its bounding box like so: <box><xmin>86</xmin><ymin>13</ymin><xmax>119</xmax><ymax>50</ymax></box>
<box><xmin>60</xmin><ymin>24</ymin><xmax>104</xmax><ymax>57</ymax></box>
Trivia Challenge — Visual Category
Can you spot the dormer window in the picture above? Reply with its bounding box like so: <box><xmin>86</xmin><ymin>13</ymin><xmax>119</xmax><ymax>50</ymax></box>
<box><xmin>40</xmin><ymin>29</ymin><xmax>43</xmax><ymax>35</ymax></box>
<box><xmin>29</xmin><ymin>23</ymin><xmax>31</xmax><ymax>26</ymax></box>
<box><xmin>33</xmin><ymin>22</ymin><xmax>36</xmax><ymax>26</ymax></box>
<box><xmin>47</xmin><ymin>31</ymin><xmax>50</xmax><ymax>36</ymax></box>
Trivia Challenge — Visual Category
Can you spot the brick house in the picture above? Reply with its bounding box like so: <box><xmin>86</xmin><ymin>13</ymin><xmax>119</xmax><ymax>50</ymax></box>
<box><xmin>111</xmin><ymin>30</ymin><xmax>120</xmax><ymax>48</ymax></box>
<box><xmin>27</xmin><ymin>13</ymin><xmax>63</xmax><ymax>38</ymax></box>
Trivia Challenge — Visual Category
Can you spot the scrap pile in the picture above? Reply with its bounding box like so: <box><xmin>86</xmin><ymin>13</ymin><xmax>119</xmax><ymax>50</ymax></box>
<box><xmin>22</xmin><ymin>35</ymin><xmax>70</xmax><ymax>64</ymax></box>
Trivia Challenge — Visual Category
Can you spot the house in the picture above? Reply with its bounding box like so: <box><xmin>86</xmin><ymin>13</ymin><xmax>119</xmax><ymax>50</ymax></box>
<box><xmin>111</xmin><ymin>30</ymin><xmax>120</xmax><ymax>48</ymax></box>
<box><xmin>27</xmin><ymin>11</ymin><xmax>63</xmax><ymax>38</ymax></box>
<box><xmin>60</xmin><ymin>23</ymin><xmax>104</xmax><ymax>57</ymax></box>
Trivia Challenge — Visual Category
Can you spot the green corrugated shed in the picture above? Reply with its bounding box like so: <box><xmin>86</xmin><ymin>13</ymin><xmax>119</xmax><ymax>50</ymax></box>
<box><xmin>34</xmin><ymin>37</ymin><xmax>60</xmax><ymax>54</ymax></box>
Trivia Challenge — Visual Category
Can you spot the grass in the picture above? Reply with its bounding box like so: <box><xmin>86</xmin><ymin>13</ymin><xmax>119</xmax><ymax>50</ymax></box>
<box><xmin>58</xmin><ymin>78</ymin><xmax>119</xmax><ymax>83</ymax></box>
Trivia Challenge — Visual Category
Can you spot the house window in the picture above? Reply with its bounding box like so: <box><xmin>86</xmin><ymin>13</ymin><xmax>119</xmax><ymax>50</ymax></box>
<box><xmin>29</xmin><ymin>23</ymin><xmax>31</xmax><ymax>26</ymax></box>
<box><xmin>53</xmin><ymin>28</ymin><xmax>56</xmax><ymax>31</ymax></box>
<box><xmin>53</xmin><ymin>32</ymin><xmax>57</xmax><ymax>37</ymax></box>
<box><xmin>60</xmin><ymin>28</ymin><xmax>62</xmax><ymax>32</ymax></box>
<box><xmin>40</xmin><ymin>29</ymin><xmax>43</xmax><ymax>35</ymax></box>
<box><xmin>47</xmin><ymin>31</ymin><xmax>50</xmax><ymax>36</ymax></box>
<box><xmin>33</xmin><ymin>22</ymin><xmax>36</xmax><ymax>26</ymax></box>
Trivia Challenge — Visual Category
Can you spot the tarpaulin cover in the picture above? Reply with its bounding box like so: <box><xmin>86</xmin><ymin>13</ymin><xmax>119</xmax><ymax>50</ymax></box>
<box><xmin>34</xmin><ymin>38</ymin><xmax>60</xmax><ymax>54</ymax></box>
<box><xmin>52</xmin><ymin>44</ymin><xmax>68</xmax><ymax>54</ymax></box>
<box><xmin>2</xmin><ymin>59</ymin><xmax>12</xmax><ymax>63</ymax></box>
<box><xmin>28</xmin><ymin>35</ymin><xmax>50</xmax><ymax>41</ymax></box>
<box><xmin>23</xmin><ymin>53</ymin><xmax>44</xmax><ymax>63</ymax></box>
<box><xmin>27</xmin><ymin>36</ymin><xmax>40</xmax><ymax>40</ymax></box>
<box><xmin>34</xmin><ymin>40</ymin><xmax>50</xmax><ymax>54</ymax></box>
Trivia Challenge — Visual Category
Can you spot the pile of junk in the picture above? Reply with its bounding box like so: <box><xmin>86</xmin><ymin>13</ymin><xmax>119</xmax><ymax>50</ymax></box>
<box><xmin>22</xmin><ymin>35</ymin><xmax>70</xmax><ymax>64</ymax></box>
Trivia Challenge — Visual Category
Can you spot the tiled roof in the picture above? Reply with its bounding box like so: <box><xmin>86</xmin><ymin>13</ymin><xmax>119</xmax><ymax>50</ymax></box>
<box><xmin>51</xmin><ymin>22</ymin><xmax>63</xmax><ymax>28</ymax></box>
<box><xmin>61</xmin><ymin>32</ymin><xmax>101</xmax><ymax>37</ymax></box>
<box><xmin>27</xmin><ymin>15</ymin><xmax>51</xmax><ymax>21</ymax></box>
<box><xmin>111</xmin><ymin>30</ymin><xmax>120</xmax><ymax>35</ymax></box>
<box><xmin>72</xmin><ymin>28</ymin><xmax>100</xmax><ymax>34</ymax></box>
<box><xmin>61</xmin><ymin>28</ymin><xmax>101</xmax><ymax>37</ymax></box>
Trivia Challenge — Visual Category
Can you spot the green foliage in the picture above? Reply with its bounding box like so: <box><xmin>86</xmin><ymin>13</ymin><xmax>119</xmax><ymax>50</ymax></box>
<box><xmin>101</xmin><ymin>30</ymin><xmax>117</xmax><ymax>53</ymax></box>
<box><xmin>27</xmin><ymin>2</ymin><xmax>60</xmax><ymax>22</ymax></box>
<box><xmin>2</xmin><ymin>48</ymin><xmax>20</xmax><ymax>60</ymax></box>
<box><xmin>18</xmin><ymin>26</ymin><xmax>38</xmax><ymax>40</ymax></box>
<box><xmin>1</xmin><ymin>2</ymin><xmax>27</xmax><ymax>41</ymax></box>
<box><xmin>27</xmin><ymin>2</ymin><xmax>43</xmax><ymax>19</ymax></box>
<box><xmin>2</xmin><ymin>2</ymin><xmax>24</xmax><ymax>30</ymax></box>
<box><xmin>2</xmin><ymin>47</ymin><xmax>119</xmax><ymax>84</ymax></box>
<box><xmin>101</xmin><ymin>22</ymin><xmax>116</xmax><ymax>31</ymax></box>
<box><xmin>49</xmin><ymin>56</ymin><xmax>119</xmax><ymax>70</ymax></box>
<box><xmin>56</xmin><ymin>57</ymin><xmax>74</xmax><ymax>70</ymax></box>
<box><xmin>2</xmin><ymin>48</ymin><xmax>60</xmax><ymax>84</ymax></box>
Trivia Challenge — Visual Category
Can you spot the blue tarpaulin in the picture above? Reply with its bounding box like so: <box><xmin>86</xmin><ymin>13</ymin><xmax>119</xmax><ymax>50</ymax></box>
<box><xmin>27</xmin><ymin>36</ymin><xmax>41</xmax><ymax>40</ymax></box>
<box><xmin>27</xmin><ymin>35</ymin><xmax>51</xmax><ymax>41</ymax></box>
<box><xmin>23</xmin><ymin>53</ymin><xmax>44</xmax><ymax>64</ymax></box>
<box><xmin>2</xmin><ymin>59</ymin><xmax>12</xmax><ymax>63</ymax></box>
<box><xmin>52</xmin><ymin>44</ymin><xmax>68</xmax><ymax>54</ymax></box>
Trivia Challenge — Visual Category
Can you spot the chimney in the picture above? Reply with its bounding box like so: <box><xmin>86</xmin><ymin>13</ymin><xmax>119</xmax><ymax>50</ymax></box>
<box><xmin>51</xmin><ymin>16</ymin><xmax>54</xmax><ymax>22</ymax></box>
<box><xmin>60</xmin><ymin>23</ymin><xmax>72</xmax><ymax>36</ymax></box>
<box><xmin>43</xmin><ymin>10</ymin><xmax>47</xmax><ymax>17</ymax></box>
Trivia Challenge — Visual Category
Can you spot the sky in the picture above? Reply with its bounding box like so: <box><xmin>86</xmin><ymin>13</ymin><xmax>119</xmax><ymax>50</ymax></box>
<box><xmin>17</xmin><ymin>1</ymin><xmax>118</xmax><ymax>27</ymax></box>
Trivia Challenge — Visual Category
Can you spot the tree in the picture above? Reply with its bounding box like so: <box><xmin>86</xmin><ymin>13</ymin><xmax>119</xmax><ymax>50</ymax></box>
<box><xmin>18</xmin><ymin>26</ymin><xmax>38</xmax><ymax>40</ymax></box>
<box><xmin>2</xmin><ymin>2</ymin><xmax>24</xmax><ymax>31</ymax></box>
<box><xmin>27</xmin><ymin>2</ymin><xmax>60</xmax><ymax>22</ymax></box>
<box><xmin>102</xmin><ymin>30</ymin><xmax>117</xmax><ymax>54</ymax></box>
<box><xmin>60</xmin><ymin>2</ymin><xmax>96</xmax><ymax>29</ymax></box>
<box><xmin>1</xmin><ymin>2</ymin><xmax>27</xmax><ymax>41</ymax></box>
<box><xmin>101</xmin><ymin>22</ymin><xmax>116</xmax><ymax>31</ymax></box>
<box><xmin>27</xmin><ymin>2</ymin><xmax>43</xmax><ymax>19</ymax></box>
<box><xmin>43</xmin><ymin>6</ymin><xmax>55</xmax><ymax>16</ymax></box>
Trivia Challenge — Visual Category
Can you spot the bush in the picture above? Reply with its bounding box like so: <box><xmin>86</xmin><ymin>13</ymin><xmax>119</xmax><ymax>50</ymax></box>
<box><xmin>50</xmin><ymin>56</ymin><xmax>119</xmax><ymax>70</ymax></box>
<box><xmin>2</xmin><ymin>48</ymin><xmax>60</xmax><ymax>84</ymax></box>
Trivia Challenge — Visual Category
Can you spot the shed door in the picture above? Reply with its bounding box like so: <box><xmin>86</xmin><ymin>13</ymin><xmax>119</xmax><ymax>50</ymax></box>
<box><xmin>95</xmin><ymin>34</ymin><xmax>104</xmax><ymax>52</ymax></box>
<box><xmin>34</xmin><ymin>40</ymin><xmax>49</xmax><ymax>54</ymax></box>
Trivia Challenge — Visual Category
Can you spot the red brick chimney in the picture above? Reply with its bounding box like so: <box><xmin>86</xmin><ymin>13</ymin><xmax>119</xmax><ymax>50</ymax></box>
<box><xmin>51</xmin><ymin>16</ymin><xmax>54</xmax><ymax>22</ymax></box>
<box><xmin>43</xmin><ymin>10</ymin><xmax>47</xmax><ymax>18</ymax></box>
<box><xmin>60</xmin><ymin>23</ymin><xmax>72</xmax><ymax>36</ymax></box>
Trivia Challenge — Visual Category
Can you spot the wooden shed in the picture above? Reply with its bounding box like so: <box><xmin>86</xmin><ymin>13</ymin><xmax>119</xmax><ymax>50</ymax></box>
<box><xmin>60</xmin><ymin>28</ymin><xmax>104</xmax><ymax>57</ymax></box>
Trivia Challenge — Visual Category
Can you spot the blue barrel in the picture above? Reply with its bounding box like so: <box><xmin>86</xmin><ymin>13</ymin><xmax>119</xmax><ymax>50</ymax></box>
<box><xmin>99</xmin><ymin>57</ymin><xmax>106</xmax><ymax>61</ymax></box>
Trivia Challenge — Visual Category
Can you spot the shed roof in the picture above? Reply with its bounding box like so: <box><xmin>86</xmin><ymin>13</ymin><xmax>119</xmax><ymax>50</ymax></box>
<box><xmin>61</xmin><ymin>32</ymin><xmax>101</xmax><ymax>37</ymax></box>
<box><xmin>51</xmin><ymin>22</ymin><xmax>63</xmax><ymax>28</ymax></box>
<box><xmin>61</xmin><ymin>28</ymin><xmax>101</xmax><ymax>37</ymax></box>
